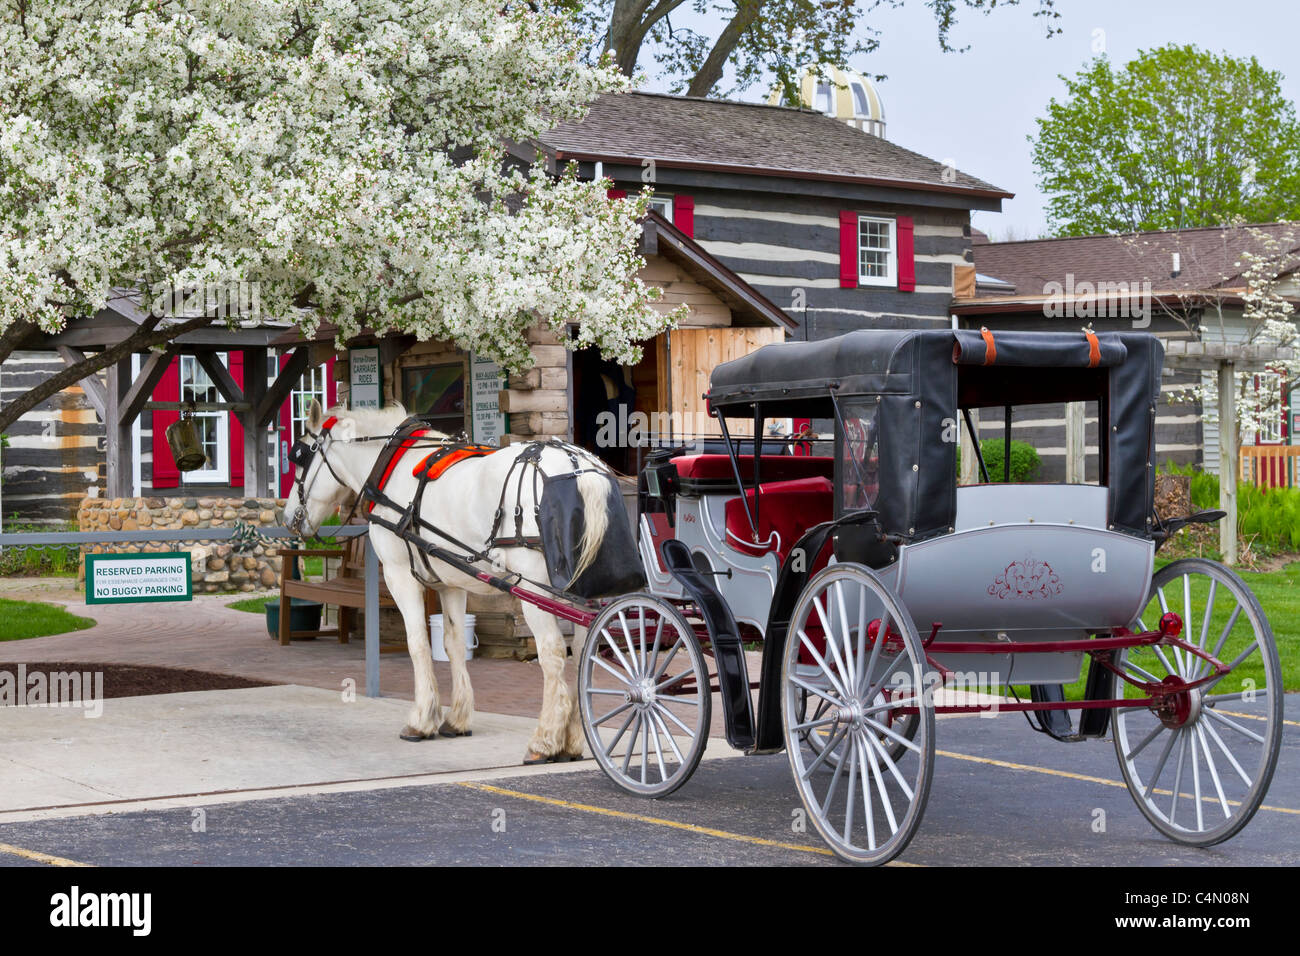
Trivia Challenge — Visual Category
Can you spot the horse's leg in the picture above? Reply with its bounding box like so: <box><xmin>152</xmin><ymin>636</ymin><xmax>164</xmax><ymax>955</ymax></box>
<box><xmin>386</xmin><ymin>564</ymin><xmax>442</xmax><ymax>741</ymax></box>
<box><xmin>519</xmin><ymin>602</ymin><xmax>577</xmax><ymax>763</ymax></box>
<box><xmin>436</xmin><ymin>587</ymin><xmax>475</xmax><ymax>737</ymax></box>
<box><xmin>564</xmin><ymin>624</ymin><xmax>590</xmax><ymax>758</ymax></box>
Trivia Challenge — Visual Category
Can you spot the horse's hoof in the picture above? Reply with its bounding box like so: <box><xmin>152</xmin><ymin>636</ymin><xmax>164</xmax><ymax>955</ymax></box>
<box><xmin>399</xmin><ymin>726</ymin><xmax>435</xmax><ymax>742</ymax></box>
<box><xmin>439</xmin><ymin>722</ymin><xmax>472</xmax><ymax>738</ymax></box>
<box><xmin>523</xmin><ymin>750</ymin><xmax>559</xmax><ymax>765</ymax></box>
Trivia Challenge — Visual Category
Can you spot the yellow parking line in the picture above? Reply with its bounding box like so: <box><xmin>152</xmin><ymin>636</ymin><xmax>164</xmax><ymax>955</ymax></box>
<box><xmin>937</xmin><ymin>750</ymin><xmax>1299</xmax><ymax>815</ymax></box>
<box><xmin>0</xmin><ymin>842</ymin><xmax>92</xmax><ymax>867</ymax></box>
<box><xmin>1215</xmin><ymin>709</ymin><xmax>1300</xmax><ymax>728</ymax></box>
<box><xmin>458</xmin><ymin>782</ymin><xmax>921</xmax><ymax>865</ymax></box>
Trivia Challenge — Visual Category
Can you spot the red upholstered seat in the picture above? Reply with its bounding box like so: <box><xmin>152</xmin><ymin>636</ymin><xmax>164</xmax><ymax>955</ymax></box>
<box><xmin>671</xmin><ymin>454</ymin><xmax>834</xmax><ymax>482</ymax></box>
<box><xmin>724</xmin><ymin>476</ymin><xmax>833</xmax><ymax>563</ymax></box>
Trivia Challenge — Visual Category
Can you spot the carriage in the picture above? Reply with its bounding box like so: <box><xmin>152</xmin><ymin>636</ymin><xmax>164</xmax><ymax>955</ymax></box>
<box><xmin>572</xmin><ymin>327</ymin><xmax>1284</xmax><ymax>865</ymax></box>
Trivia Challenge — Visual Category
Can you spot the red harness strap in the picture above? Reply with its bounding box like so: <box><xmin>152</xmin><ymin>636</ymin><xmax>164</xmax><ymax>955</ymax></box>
<box><xmin>366</xmin><ymin>428</ymin><xmax>429</xmax><ymax>513</ymax></box>
<box><xmin>412</xmin><ymin>445</ymin><xmax>496</xmax><ymax>481</ymax></box>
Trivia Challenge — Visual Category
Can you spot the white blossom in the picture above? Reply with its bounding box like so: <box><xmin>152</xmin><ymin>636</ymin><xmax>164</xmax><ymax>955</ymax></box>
<box><xmin>0</xmin><ymin>0</ymin><xmax>682</xmax><ymax>369</ymax></box>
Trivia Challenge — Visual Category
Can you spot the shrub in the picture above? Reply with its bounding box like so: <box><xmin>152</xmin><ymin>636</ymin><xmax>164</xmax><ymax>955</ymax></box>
<box><xmin>1160</xmin><ymin>461</ymin><xmax>1300</xmax><ymax>553</ymax></box>
<box><xmin>957</xmin><ymin>439</ymin><xmax>1042</xmax><ymax>483</ymax></box>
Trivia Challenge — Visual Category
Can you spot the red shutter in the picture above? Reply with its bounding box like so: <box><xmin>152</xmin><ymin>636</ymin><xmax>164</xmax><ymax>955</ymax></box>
<box><xmin>327</xmin><ymin>355</ymin><xmax>338</xmax><ymax>407</ymax></box>
<box><xmin>673</xmin><ymin>194</ymin><xmax>695</xmax><ymax>238</ymax></box>
<box><xmin>839</xmin><ymin>211</ymin><xmax>858</xmax><ymax>288</ymax></box>
<box><xmin>897</xmin><ymin>215</ymin><xmax>915</xmax><ymax>292</ymax></box>
<box><xmin>278</xmin><ymin>353</ymin><xmax>294</xmax><ymax>499</ymax></box>
<box><xmin>151</xmin><ymin>359</ymin><xmax>180</xmax><ymax>489</ymax></box>
<box><xmin>607</xmin><ymin>188</ymin><xmax>626</xmax><ymax>200</ymax></box>
<box><xmin>228</xmin><ymin>353</ymin><xmax>244</xmax><ymax>487</ymax></box>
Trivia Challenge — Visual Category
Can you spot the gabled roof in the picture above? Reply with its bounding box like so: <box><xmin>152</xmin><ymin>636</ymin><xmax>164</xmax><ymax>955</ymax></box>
<box><xmin>537</xmin><ymin>92</ymin><xmax>1011</xmax><ymax>200</ymax></box>
<box><xmin>640</xmin><ymin>211</ymin><xmax>795</xmax><ymax>331</ymax></box>
<box><xmin>970</xmin><ymin>222</ymin><xmax>1300</xmax><ymax>299</ymax></box>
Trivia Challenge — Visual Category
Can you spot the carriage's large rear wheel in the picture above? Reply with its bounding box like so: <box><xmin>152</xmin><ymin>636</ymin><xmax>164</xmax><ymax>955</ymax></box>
<box><xmin>782</xmin><ymin>564</ymin><xmax>934</xmax><ymax>865</ymax></box>
<box><xmin>578</xmin><ymin>594</ymin><xmax>711</xmax><ymax>798</ymax></box>
<box><xmin>1112</xmin><ymin>558</ymin><xmax>1283</xmax><ymax>846</ymax></box>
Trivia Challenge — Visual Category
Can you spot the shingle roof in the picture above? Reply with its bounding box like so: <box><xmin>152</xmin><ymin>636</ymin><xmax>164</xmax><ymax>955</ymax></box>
<box><xmin>537</xmin><ymin>92</ymin><xmax>1010</xmax><ymax>198</ymax></box>
<box><xmin>971</xmin><ymin>223</ymin><xmax>1300</xmax><ymax>298</ymax></box>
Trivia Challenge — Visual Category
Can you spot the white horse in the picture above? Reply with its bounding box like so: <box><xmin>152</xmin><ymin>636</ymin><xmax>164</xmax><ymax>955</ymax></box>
<box><xmin>287</xmin><ymin>401</ymin><xmax>615</xmax><ymax>763</ymax></box>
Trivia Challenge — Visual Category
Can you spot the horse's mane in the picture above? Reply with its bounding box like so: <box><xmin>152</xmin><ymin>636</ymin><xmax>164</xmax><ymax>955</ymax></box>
<box><xmin>328</xmin><ymin>403</ymin><xmax>425</xmax><ymax>438</ymax></box>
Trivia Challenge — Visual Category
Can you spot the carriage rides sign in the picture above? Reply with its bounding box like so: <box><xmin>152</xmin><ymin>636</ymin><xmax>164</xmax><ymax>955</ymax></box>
<box><xmin>85</xmin><ymin>553</ymin><xmax>193</xmax><ymax>605</ymax></box>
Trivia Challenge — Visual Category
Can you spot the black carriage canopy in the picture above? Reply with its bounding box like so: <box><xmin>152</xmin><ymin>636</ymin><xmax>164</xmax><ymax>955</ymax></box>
<box><xmin>706</xmin><ymin>328</ymin><xmax>1163</xmax><ymax>542</ymax></box>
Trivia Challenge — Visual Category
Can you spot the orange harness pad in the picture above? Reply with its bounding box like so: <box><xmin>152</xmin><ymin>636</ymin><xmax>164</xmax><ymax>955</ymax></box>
<box><xmin>412</xmin><ymin>445</ymin><xmax>496</xmax><ymax>481</ymax></box>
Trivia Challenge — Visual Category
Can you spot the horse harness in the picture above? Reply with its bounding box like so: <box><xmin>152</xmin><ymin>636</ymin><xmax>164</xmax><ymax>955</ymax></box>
<box><xmin>289</xmin><ymin>414</ymin><xmax>596</xmax><ymax>593</ymax></box>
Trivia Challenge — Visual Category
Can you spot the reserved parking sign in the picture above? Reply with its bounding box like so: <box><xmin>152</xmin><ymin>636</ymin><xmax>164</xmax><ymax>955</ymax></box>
<box><xmin>85</xmin><ymin>552</ymin><xmax>193</xmax><ymax>604</ymax></box>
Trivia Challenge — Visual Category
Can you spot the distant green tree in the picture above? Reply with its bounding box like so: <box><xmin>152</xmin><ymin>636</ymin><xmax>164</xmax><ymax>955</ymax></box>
<box><xmin>1031</xmin><ymin>45</ymin><xmax>1300</xmax><ymax>236</ymax></box>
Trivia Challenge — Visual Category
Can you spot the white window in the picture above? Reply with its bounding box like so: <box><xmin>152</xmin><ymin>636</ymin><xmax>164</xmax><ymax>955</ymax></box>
<box><xmin>647</xmin><ymin>195</ymin><xmax>673</xmax><ymax>219</ymax></box>
<box><xmin>179</xmin><ymin>354</ymin><xmax>229</xmax><ymax>483</ymax></box>
<box><xmin>858</xmin><ymin>216</ymin><xmax>897</xmax><ymax>287</ymax></box>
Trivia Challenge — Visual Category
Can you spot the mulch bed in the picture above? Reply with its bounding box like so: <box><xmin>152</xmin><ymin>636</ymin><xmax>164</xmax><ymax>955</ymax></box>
<box><xmin>0</xmin><ymin>662</ymin><xmax>277</xmax><ymax>699</ymax></box>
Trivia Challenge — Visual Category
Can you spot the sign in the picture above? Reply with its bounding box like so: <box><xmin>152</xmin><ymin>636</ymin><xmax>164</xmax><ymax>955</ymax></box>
<box><xmin>85</xmin><ymin>552</ymin><xmax>192</xmax><ymax>605</ymax></box>
<box><xmin>349</xmin><ymin>347</ymin><xmax>382</xmax><ymax>409</ymax></box>
<box><xmin>470</xmin><ymin>353</ymin><xmax>507</xmax><ymax>445</ymax></box>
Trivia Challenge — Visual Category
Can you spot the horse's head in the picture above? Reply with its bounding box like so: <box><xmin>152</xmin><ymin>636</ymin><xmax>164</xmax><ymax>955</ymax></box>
<box><xmin>286</xmin><ymin>399</ymin><xmax>360</xmax><ymax>537</ymax></box>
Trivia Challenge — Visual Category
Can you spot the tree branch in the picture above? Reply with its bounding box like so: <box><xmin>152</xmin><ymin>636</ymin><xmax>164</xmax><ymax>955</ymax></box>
<box><xmin>0</xmin><ymin>314</ymin><xmax>214</xmax><ymax>434</ymax></box>
<box><xmin>685</xmin><ymin>0</ymin><xmax>763</xmax><ymax>98</ymax></box>
<box><xmin>0</xmin><ymin>318</ymin><xmax>40</xmax><ymax>367</ymax></box>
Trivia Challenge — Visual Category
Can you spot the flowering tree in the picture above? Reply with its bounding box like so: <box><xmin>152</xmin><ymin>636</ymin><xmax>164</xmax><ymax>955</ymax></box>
<box><xmin>0</xmin><ymin>0</ymin><xmax>679</xmax><ymax>433</ymax></box>
<box><xmin>1132</xmin><ymin>224</ymin><xmax>1300</xmax><ymax>445</ymax></box>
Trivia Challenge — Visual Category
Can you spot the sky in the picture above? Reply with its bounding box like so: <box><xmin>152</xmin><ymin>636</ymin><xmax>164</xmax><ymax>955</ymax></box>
<box><xmin>637</xmin><ymin>0</ymin><xmax>1300</xmax><ymax>240</ymax></box>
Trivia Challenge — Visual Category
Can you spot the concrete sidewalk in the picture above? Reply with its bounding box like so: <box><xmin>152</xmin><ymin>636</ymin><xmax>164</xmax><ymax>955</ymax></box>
<box><xmin>0</xmin><ymin>684</ymin><xmax>553</xmax><ymax>818</ymax></box>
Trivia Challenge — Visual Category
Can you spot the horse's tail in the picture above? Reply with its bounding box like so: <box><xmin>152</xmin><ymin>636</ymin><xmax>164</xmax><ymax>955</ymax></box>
<box><xmin>566</xmin><ymin>470</ymin><xmax>611</xmax><ymax>589</ymax></box>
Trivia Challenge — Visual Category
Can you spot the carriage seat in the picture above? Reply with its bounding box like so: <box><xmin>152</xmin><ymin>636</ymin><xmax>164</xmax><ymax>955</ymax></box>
<box><xmin>671</xmin><ymin>454</ymin><xmax>834</xmax><ymax>496</ymax></box>
<box><xmin>723</xmin><ymin>476</ymin><xmax>834</xmax><ymax>563</ymax></box>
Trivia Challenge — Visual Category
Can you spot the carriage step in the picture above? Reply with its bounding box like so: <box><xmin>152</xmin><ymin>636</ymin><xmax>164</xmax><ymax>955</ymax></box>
<box><xmin>1029</xmin><ymin>684</ymin><xmax>1077</xmax><ymax>739</ymax></box>
<box><xmin>660</xmin><ymin>538</ymin><xmax>756</xmax><ymax>751</ymax></box>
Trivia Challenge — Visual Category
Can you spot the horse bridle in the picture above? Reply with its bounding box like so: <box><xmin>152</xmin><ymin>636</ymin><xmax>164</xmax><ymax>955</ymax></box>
<box><xmin>286</xmin><ymin>416</ymin><xmax>353</xmax><ymax>536</ymax></box>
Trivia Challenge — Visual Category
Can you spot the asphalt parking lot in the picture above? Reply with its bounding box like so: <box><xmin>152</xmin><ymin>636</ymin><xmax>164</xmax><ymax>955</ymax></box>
<box><xmin>2</xmin><ymin>697</ymin><xmax>1296</xmax><ymax>868</ymax></box>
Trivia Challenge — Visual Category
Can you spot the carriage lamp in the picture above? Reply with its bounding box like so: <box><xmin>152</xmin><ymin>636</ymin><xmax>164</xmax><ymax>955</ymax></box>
<box><xmin>165</xmin><ymin>406</ymin><xmax>209</xmax><ymax>472</ymax></box>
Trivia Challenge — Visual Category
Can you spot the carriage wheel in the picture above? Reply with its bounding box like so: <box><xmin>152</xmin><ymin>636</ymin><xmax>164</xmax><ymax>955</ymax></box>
<box><xmin>799</xmin><ymin>687</ymin><xmax>921</xmax><ymax>766</ymax></box>
<box><xmin>578</xmin><ymin>594</ymin><xmax>711</xmax><ymax>798</ymax></box>
<box><xmin>782</xmin><ymin>564</ymin><xmax>935</xmax><ymax>865</ymax></box>
<box><xmin>1112</xmin><ymin>558</ymin><xmax>1283</xmax><ymax>846</ymax></box>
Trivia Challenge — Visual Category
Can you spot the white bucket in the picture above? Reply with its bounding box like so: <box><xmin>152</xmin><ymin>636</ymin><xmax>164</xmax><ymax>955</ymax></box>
<box><xmin>429</xmin><ymin>613</ymin><xmax>478</xmax><ymax>662</ymax></box>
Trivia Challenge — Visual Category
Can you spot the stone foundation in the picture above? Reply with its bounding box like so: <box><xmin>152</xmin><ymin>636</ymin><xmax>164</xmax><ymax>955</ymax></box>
<box><xmin>77</xmin><ymin>496</ymin><xmax>288</xmax><ymax>593</ymax></box>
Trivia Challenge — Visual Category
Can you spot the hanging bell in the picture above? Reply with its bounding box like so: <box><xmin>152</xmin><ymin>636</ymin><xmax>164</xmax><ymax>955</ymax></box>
<box><xmin>166</xmin><ymin>408</ymin><xmax>208</xmax><ymax>472</ymax></box>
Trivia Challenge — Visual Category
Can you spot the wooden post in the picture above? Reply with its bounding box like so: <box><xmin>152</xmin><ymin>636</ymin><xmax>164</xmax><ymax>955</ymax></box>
<box><xmin>241</xmin><ymin>348</ymin><xmax>269</xmax><ymax>496</ymax></box>
<box><xmin>1065</xmin><ymin>402</ymin><xmax>1086</xmax><ymax>484</ymax></box>
<box><xmin>959</xmin><ymin>407</ymin><xmax>979</xmax><ymax>485</ymax></box>
<box><xmin>365</xmin><ymin>532</ymin><xmax>380</xmax><ymax>698</ymax></box>
<box><xmin>104</xmin><ymin>356</ymin><xmax>135</xmax><ymax>499</ymax></box>
<box><xmin>1218</xmin><ymin>360</ymin><xmax>1238</xmax><ymax>565</ymax></box>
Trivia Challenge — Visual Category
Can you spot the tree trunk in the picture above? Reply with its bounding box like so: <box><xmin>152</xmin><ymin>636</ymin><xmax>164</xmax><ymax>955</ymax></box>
<box><xmin>685</xmin><ymin>0</ymin><xmax>762</xmax><ymax>97</ymax></box>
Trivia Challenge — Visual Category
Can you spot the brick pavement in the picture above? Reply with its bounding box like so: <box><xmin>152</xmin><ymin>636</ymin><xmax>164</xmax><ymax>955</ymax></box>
<box><xmin>0</xmin><ymin>580</ymin><xmax>553</xmax><ymax>720</ymax></box>
<box><xmin>1</xmin><ymin>578</ymin><xmax>752</xmax><ymax>738</ymax></box>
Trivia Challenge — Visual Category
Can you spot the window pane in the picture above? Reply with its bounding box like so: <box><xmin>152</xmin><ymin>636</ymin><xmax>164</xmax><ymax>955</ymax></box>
<box><xmin>840</xmin><ymin>400</ymin><xmax>879</xmax><ymax>512</ymax></box>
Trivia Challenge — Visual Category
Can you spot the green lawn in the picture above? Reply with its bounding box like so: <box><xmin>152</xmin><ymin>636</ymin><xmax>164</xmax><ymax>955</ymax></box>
<box><xmin>0</xmin><ymin>598</ymin><xmax>96</xmax><ymax>640</ymax></box>
<box><xmin>227</xmin><ymin>597</ymin><xmax>268</xmax><ymax>614</ymax></box>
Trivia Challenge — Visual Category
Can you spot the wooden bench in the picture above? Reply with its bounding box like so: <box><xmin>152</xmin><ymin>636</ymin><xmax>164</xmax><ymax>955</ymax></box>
<box><xmin>277</xmin><ymin>536</ymin><xmax>438</xmax><ymax>648</ymax></box>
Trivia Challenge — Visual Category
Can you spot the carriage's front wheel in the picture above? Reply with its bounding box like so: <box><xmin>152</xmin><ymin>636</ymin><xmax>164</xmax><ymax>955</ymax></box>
<box><xmin>578</xmin><ymin>594</ymin><xmax>711</xmax><ymax>798</ymax></box>
<box><xmin>1112</xmin><ymin>558</ymin><xmax>1283</xmax><ymax>846</ymax></box>
<box><xmin>782</xmin><ymin>564</ymin><xmax>934</xmax><ymax>865</ymax></box>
